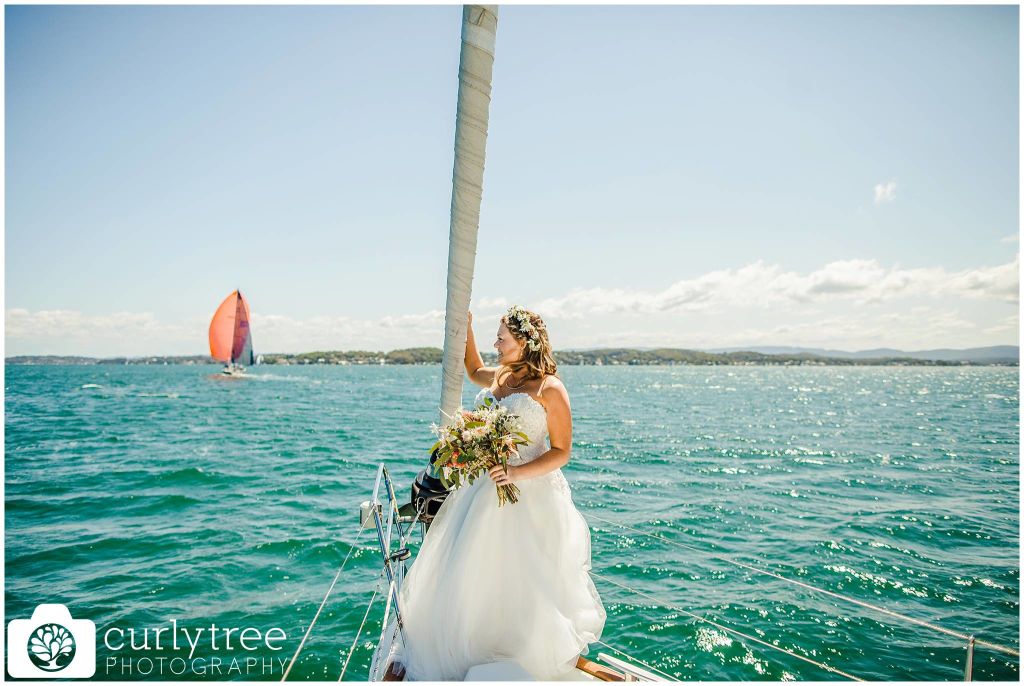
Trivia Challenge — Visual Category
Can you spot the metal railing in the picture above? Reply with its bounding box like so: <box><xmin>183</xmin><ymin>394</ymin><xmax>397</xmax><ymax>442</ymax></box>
<box><xmin>293</xmin><ymin>464</ymin><xmax>1019</xmax><ymax>682</ymax></box>
<box><xmin>585</xmin><ymin>512</ymin><xmax>1019</xmax><ymax>681</ymax></box>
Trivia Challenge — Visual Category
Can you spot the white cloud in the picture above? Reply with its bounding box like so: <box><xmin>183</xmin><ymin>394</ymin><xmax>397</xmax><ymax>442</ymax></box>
<box><xmin>874</xmin><ymin>179</ymin><xmax>897</xmax><ymax>204</ymax></box>
<box><xmin>1001</xmin><ymin>233</ymin><xmax>1019</xmax><ymax>244</ymax></box>
<box><xmin>698</xmin><ymin>308</ymin><xmax>976</xmax><ymax>349</ymax></box>
<box><xmin>475</xmin><ymin>296</ymin><xmax>509</xmax><ymax>310</ymax></box>
<box><xmin>251</xmin><ymin>311</ymin><xmax>444</xmax><ymax>352</ymax></box>
<box><xmin>981</xmin><ymin>313</ymin><xmax>1020</xmax><ymax>337</ymax></box>
<box><xmin>944</xmin><ymin>257</ymin><xmax>1020</xmax><ymax>303</ymax></box>
<box><xmin>529</xmin><ymin>255</ymin><xmax>1019</xmax><ymax>317</ymax></box>
<box><xmin>563</xmin><ymin>306</ymin><xmax>985</xmax><ymax>352</ymax></box>
<box><xmin>6</xmin><ymin>256</ymin><xmax>1019</xmax><ymax>356</ymax></box>
<box><xmin>5</xmin><ymin>309</ymin><xmax>197</xmax><ymax>348</ymax></box>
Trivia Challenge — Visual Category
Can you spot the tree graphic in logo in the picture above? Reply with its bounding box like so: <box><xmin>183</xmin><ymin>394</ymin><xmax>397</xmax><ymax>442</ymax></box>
<box><xmin>27</xmin><ymin>622</ymin><xmax>76</xmax><ymax>672</ymax></box>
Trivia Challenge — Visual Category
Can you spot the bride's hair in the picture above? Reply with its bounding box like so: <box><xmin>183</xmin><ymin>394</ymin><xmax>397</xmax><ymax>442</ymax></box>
<box><xmin>497</xmin><ymin>306</ymin><xmax>558</xmax><ymax>384</ymax></box>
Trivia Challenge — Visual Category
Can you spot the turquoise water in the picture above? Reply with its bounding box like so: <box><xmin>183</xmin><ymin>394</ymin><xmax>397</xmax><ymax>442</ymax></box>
<box><xmin>4</xmin><ymin>364</ymin><xmax>1019</xmax><ymax>681</ymax></box>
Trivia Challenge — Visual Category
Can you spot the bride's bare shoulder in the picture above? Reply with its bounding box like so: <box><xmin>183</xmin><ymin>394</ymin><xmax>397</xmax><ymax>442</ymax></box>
<box><xmin>537</xmin><ymin>374</ymin><xmax>567</xmax><ymax>399</ymax></box>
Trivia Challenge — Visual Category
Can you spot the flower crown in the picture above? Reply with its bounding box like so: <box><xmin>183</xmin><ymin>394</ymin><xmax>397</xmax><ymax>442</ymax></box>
<box><xmin>505</xmin><ymin>305</ymin><xmax>542</xmax><ymax>352</ymax></box>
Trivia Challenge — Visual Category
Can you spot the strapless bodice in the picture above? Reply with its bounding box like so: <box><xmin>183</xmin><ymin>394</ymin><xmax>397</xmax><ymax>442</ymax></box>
<box><xmin>474</xmin><ymin>387</ymin><xmax>550</xmax><ymax>466</ymax></box>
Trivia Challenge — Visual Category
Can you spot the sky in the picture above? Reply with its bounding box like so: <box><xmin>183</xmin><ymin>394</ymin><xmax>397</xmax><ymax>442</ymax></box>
<box><xmin>4</xmin><ymin>3</ymin><xmax>1020</xmax><ymax>357</ymax></box>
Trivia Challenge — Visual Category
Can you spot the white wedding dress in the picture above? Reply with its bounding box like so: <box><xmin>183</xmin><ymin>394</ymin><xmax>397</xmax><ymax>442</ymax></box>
<box><xmin>394</xmin><ymin>386</ymin><xmax>606</xmax><ymax>681</ymax></box>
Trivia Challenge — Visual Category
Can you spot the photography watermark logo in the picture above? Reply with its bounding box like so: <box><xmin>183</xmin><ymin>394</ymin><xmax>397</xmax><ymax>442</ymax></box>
<box><xmin>7</xmin><ymin>604</ymin><xmax>290</xmax><ymax>679</ymax></box>
<box><xmin>7</xmin><ymin>604</ymin><xmax>97</xmax><ymax>678</ymax></box>
<box><xmin>102</xmin><ymin>620</ymin><xmax>289</xmax><ymax>677</ymax></box>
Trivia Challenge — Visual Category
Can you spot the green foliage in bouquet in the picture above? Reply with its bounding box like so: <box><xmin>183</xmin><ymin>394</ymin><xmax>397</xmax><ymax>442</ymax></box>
<box><xmin>429</xmin><ymin>396</ymin><xmax>530</xmax><ymax>506</ymax></box>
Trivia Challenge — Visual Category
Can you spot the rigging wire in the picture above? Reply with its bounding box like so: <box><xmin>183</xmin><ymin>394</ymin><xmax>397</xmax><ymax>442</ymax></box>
<box><xmin>281</xmin><ymin>524</ymin><xmax>370</xmax><ymax>681</ymax></box>
<box><xmin>339</xmin><ymin>571</ymin><xmax>388</xmax><ymax>681</ymax></box>
<box><xmin>592</xmin><ymin>572</ymin><xmax>865</xmax><ymax>682</ymax></box>
<box><xmin>585</xmin><ymin>512</ymin><xmax>1019</xmax><ymax>658</ymax></box>
<box><xmin>592</xmin><ymin>639</ymin><xmax>681</xmax><ymax>682</ymax></box>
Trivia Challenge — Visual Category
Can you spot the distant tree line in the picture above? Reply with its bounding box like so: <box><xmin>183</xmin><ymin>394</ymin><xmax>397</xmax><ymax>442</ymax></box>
<box><xmin>6</xmin><ymin>347</ymin><xmax>1011</xmax><ymax>366</ymax></box>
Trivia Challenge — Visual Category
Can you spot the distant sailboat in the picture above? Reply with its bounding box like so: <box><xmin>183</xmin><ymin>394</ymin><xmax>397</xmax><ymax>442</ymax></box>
<box><xmin>209</xmin><ymin>289</ymin><xmax>255</xmax><ymax>376</ymax></box>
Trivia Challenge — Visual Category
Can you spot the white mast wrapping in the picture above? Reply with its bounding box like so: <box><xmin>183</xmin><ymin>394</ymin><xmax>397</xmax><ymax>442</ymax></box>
<box><xmin>438</xmin><ymin>5</ymin><xmax>498</xmax><ymax>427</ymax></box>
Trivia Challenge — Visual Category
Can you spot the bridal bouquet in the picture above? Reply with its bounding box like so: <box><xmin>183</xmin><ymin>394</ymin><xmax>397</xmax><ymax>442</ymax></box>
<box><xmin>429</xmin><ymin>396</ymin><xmax>530</xmax><ymax>506</ymax></box>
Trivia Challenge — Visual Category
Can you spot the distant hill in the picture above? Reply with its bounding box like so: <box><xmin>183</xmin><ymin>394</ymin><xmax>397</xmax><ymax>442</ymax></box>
<box><xmin>703</xmin><ymin>345</ymin><xmax>1018</xmax><ymax>364</ymax></box>
<box><xmin>7</xmin><ymin>345</ymin><xmax>1017</xmax><ymax>366</ymax></box>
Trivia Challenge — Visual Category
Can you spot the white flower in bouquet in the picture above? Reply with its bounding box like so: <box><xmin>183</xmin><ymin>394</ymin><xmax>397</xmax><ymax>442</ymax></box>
<box><xmin>429</xmin><ymin>396</ymin><xmax>530</xmax><ymax>506</ymax></box>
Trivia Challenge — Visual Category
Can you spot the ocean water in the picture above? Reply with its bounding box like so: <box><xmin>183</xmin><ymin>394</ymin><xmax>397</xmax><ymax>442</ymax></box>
<box><xmin>4</xmin><ymin>364</ymin><xmax>1019</xmax><ymax>681</ymax></box>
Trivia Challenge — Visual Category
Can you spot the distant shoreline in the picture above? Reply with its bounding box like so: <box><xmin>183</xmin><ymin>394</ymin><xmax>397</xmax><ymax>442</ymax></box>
<box><xmin>5</xmin><ymin>346</ymin><xmax>1018</xmax><ymax>367</ymax></box>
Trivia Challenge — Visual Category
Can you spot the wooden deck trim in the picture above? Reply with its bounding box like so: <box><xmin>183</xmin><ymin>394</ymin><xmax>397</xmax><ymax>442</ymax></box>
<box><xmin>382</xmin><ymin>660</ymin><xmax>406</xmax><ymax>681</ymax></box>
<box><xmin>381</xmin><ymin>656</ymin><xmax>626</xmax><ymax>682</ymax></box>
<box><xmin>575</xmin><ymin>655</ymin><xmax>626</xmax><ymax>682</ymax></box>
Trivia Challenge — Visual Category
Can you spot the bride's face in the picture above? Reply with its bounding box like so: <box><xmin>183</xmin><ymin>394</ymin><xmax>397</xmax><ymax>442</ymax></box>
<box><xmin>494</xmin><ymin>321</ymin><xmax>525</xmax><ymax>365</ymax></box>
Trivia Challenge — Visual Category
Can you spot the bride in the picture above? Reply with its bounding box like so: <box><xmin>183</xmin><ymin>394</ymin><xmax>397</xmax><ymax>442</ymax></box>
<box><xmin>394</xmin><ymin>305</ymin><xmax>606</xmax><ymax>681</ymax></box>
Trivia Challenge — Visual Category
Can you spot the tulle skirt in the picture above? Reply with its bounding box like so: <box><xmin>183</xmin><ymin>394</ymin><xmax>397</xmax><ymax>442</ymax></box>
<box><xmin>393</xmin><ymin>469</ymin><xmax>606</xmax><ymax>681</ymax></box>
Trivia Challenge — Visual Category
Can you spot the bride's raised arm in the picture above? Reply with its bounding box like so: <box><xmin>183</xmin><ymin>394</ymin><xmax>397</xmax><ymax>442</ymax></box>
<box><xmin>465</xmin><ymin>310</ymin><xmax>497</xmax><ymax>388</ymax></box>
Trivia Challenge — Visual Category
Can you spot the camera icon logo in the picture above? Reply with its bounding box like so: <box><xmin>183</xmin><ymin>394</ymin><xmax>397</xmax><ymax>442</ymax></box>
<box><xmin>7</xmin><ymin>604</ymin><xmax>96</xmax><ymax>678</ymax></box>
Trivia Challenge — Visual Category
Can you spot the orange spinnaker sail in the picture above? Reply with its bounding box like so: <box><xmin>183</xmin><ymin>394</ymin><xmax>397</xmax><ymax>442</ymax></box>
<box><xmin>209</xmin><ymin>290</ymin><xmax>254</xmax><ymax>365</ymax></box>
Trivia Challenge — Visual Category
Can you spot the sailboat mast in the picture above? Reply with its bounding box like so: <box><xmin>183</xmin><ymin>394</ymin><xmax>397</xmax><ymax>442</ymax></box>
<box><xmin>438</xmin><ymin>5</ymin><xmax>499</xmax><ymax>427</ymax></box>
